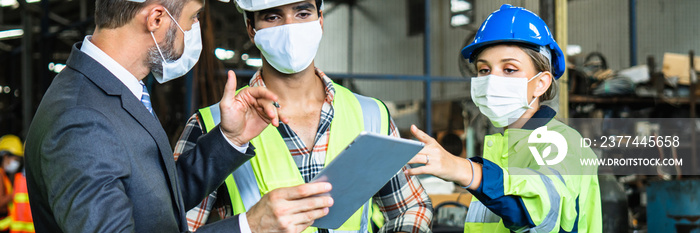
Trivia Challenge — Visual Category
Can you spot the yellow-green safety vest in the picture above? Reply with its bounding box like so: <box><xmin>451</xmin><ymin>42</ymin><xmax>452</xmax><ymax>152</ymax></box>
<box><xmin>199</xmin><ymin>83</ymin><xmax>390</xmax><ymax>233</ymax></box>
<box><xmin>464</xmin><ymin>119</ymin><xmax>602</xmax><ymax>233</ymax></box>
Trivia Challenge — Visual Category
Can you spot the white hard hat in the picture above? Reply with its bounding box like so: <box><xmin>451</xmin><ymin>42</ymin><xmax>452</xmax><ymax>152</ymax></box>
<box><xmin>235</xmin><ymin>0</ymin><xmax>322</xmax><ymax>12</ymax></box>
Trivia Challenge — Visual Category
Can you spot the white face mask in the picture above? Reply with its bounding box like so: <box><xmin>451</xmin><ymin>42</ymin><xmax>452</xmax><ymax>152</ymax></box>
<box><xmin>471</xmin><ymin>72</ymin><xmax>542</xmax><ymax>127</ymax></box>
<box><xmin>254</xmin><ymin>20</ymin><xmax>323</xmax><ymax>74</ymax></box>
<box><xmin>150</xmin><ymin>8</ymin><xmax>202</xmax><ymax>83</ymax></box>
<box><xmin>4</xmin><ymin>159</ymin><xmax>19</xmax><ymax>174</ymax></box>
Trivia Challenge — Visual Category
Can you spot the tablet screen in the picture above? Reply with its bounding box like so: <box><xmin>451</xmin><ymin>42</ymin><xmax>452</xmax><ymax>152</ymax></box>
<box><xmin>310</xmin><ymin>131</ymin><xmax>424</xmax><ymax>229</ymax></box>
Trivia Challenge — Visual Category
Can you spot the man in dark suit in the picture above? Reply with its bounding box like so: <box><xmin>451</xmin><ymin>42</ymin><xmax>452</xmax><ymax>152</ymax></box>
<box><xmin>24</xmin><ymin>0</ymin><xmax>334</xmax><ymax>232</ymax></box>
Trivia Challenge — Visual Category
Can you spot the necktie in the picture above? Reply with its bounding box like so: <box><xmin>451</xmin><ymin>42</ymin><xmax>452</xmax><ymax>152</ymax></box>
<box><xmin>140</xmin><ymin>81</ymin><xmax>154</xmax><ymax>116</ymax></box>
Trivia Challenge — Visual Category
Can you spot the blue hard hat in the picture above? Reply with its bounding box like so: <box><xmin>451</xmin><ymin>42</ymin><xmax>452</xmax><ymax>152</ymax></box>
<box><xmin>461</xmin><ymin>4</ymin><xmax>565</xmax><ymax>79</ymax></box>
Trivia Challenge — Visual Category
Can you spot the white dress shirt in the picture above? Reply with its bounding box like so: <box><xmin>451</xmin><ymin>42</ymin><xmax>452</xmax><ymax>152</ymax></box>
<box><xmin>80</xmin><ymin>36</ymin><xmax>143</xmax><ymax>100</ymax></box>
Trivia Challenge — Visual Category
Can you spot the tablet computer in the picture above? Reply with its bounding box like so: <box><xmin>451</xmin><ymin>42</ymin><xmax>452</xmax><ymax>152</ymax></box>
<box><xmin>309</xmin><ymin>131</ymin><xmax>424</xmax><ymax>229</ymax></box>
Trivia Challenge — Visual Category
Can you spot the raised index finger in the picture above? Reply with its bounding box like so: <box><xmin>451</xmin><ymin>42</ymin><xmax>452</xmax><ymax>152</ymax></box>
<box><xmin>241</xmin><ymin>86</ymin><xmax>279</xmax><ymax>104</ymax></box>
<box><xmin>411</xmin><ymin>125</ymin><xmax>435</xmax><ymax>144</ymax></box>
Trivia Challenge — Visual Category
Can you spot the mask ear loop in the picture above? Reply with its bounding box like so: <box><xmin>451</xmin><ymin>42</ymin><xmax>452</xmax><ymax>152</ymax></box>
<box><xmin>150</xmin><ymin>32</ymin><xmax>168</xmax><ymax>63</ymax></box>
<box><xmin>527</xmin><ymin>72</ymin><xmax>543</xmax><ymax>82</ymax></box>
<box><xmin>162</xmin><ymin>8</ymin><xmax>185</xmax><ymax>33</ymax></box>
<box><xmin>527</xmin><ymin>96</ymin><xmax>539</xmax><ymax>107</ymax></box>
<box><xmin>150</xmin><ymin>7</ymin><xmax>184</xmax><ymax>63</ymax></box>
<box><xmin>526</xmin><ymin>72</ymin><xmax>544</xmax><ymax>107</ymax></box>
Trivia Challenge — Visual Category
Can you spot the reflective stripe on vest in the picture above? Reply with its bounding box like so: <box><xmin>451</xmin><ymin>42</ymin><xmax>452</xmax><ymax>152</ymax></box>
<box><xmin>12</xmin><ymin>194</ymin><xmax>27</xmax><ymax>205</ymax></box>
<box><xmin>0</xmin><ymin>217</ymin><xmax>10</xmax><ymax>230</ymax></box>
<box><xmin>518</xmin><ymin>169</ymin><xmax>561</xmax><ymax>233</ymax></box>
<box><xmin>463</xmin><ymin>169</ymin><xmax>564</xmax><ymax>233</ymax></box>
<box><xmin>370</xmin><ymin>203</ymin><xmax>384</xmax><ymax>229</ymax></box>
<box><xmin>199</xmin><ymin>84</ymin><xmax>389</xmax><ymax>233</ymax></box>
<box><xmin>464</xmin><ymin>201</ymin><xmax>501</xmax><ymax>224</ymax></box>
<box><xmin>10</xmin><ymin>173</ymin><xmax>33</xmax><ymax>233</ymax></box>
<box><xmin>9</xmin><ymin>222</ymin><xmax>34</xmax><ymax>233</ymax></box>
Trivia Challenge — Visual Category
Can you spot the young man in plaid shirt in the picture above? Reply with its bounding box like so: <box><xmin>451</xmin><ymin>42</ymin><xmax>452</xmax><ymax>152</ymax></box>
<box><xmin>174</xmin><ymin>0</ymin><xmax>433</xmax><ymax>232</ymax></box>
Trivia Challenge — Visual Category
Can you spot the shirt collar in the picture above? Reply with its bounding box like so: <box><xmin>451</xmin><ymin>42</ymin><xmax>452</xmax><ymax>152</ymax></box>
<box><xmin>249</xmin><ymin>68</ymin><xmax>336</xmax><ymax>104</ymax></box>
<box><xmin>80</xmin><ymin>36</ymin><xmax>143</xmax><ymax>100</ymax></box>
<box><xmin>521</xmin><ymin>105</ymin><xmax>557</xmax><ymax>130</ymax></box>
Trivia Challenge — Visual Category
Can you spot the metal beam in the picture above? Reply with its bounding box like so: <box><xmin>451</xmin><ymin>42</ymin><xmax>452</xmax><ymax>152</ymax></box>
<box><xmin>347</xmin><ymin>1</ymin><xmax>354</xmax><ymax>74</ymax></box>
<box><xmin>21</xmin><ymin>0</ymin><xmax>33</xmax><ymax>137</ymax></box>
<box><xmin>690</xmin><ymin>51</ymin><xmax>697</xmax><ymax>173</ymax></box>
<box><xmin>80</xmin><ymin>0</ymin><xmax>87</xmax><ymax>21</ymax></box>
<box><xmin>42</xmin><ymin>17</ymin><xmax>93</xmax><ymax>39</ymax></box>
<box><xmin>16</xmin><ymin>0</ymin><xmax>71</xmax><ymax>27</ymax></box>
<box><xmin>629</xmin><ymin>0</ymin><xmax>637</xmax><ymax>66</ymax></box>
<box><xmin>39</xmin><ymin>0</ymin><xmax>51</xmax><ymax>100</ymax></box>
<box><xmin>539</xmin><ymin>0</ymin><xmax>555</xmax><ymax>31</ymax></box>
<box><xmin>424</xmin><ymin>0</ymin><xmax>432</xmax><ymax>135</ymax></box>
<box><xmin>0</xmin><ymin>25</ymin><xmax>23</xmax><ymax>31</ymax></box>
<box><xmin>0</xmin><ymin>41</ymin><xmax>11</xmax><ymax>52</ymax></box>
<box><xmin>555</xmin><ymin>0</ymin><xmax>568</xmax><ymax>120</ymax></box>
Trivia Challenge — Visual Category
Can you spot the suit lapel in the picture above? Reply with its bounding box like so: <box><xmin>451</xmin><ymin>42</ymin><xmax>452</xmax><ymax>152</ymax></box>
<box><xmin>120</xmin><ymin>94</ymin><xmax>184</xmax><ymax>215</ymax></box>
<box><xmin>66</xmin><ymin>42</ymin><xmax>184</xmax><ymax>217</ymax></box>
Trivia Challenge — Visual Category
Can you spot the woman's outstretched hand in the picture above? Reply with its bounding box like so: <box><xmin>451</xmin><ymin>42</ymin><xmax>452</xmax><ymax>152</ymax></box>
<box><xmin>406</xmin><ymin>125</ymin><xmax>482</xmax><ymax>189</ymax></box>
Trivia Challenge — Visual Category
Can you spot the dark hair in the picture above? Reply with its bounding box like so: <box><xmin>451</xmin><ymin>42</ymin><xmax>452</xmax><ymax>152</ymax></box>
<box><xmin>472</xmin><ymin>42</ymin><xmax>558</xmax><ymax>102</ymax></box>
<box><xmin>94</xmin><ymin>0</ymin><xmax>189</xmax><ymax>29</ymax></box>
<box><xmin>245</xmin><ymin>0</ymin><xmax>322</xmax><ymax>29</ymax></box>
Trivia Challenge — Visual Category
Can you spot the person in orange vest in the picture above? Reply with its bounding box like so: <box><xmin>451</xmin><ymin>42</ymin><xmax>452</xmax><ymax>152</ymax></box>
<box><xmin>8</xmin><ymin>170</ymin><xmax>32</xmax><ymax>233</ymax></box>
<box><xmin>0</xmin><ymin>135</ymin><xmax>23</xmax><ymax>233</ymax></box>
<box><xmin>0</xmin><ymin>161</ymin><xmax>12</xmax><ymax>233</ymax></box>
<box><xmin>0</xmin><ymin>135</ymin><xmax>32</xmax><ymax>233</ymax></box>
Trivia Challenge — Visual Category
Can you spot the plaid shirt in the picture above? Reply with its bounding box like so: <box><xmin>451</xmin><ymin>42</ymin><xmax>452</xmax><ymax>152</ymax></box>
<box><xmin>174</xmin><ymin>68</ymin><xmax>433</xmax><ymax>233</ymax></box>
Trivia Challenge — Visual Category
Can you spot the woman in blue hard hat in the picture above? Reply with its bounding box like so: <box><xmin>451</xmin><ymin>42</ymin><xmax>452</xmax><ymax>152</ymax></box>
<box><xmin>407</xmin><ymin>4</ymin><xmax>602</xmax><ymax>233</ymax></box>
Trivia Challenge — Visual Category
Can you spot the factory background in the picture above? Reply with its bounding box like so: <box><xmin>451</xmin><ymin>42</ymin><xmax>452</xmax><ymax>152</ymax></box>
<box><xmin>1</xmin><ymin>0</ymin><xmax>699</xmax><ymax>232</ymax></box>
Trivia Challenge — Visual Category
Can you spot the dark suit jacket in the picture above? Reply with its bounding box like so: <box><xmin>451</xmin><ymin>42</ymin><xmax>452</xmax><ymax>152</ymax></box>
<box><xmin>25</xmin><ymin>43</ymin><xmax>248</xmax><ymax>232</ymax></box>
